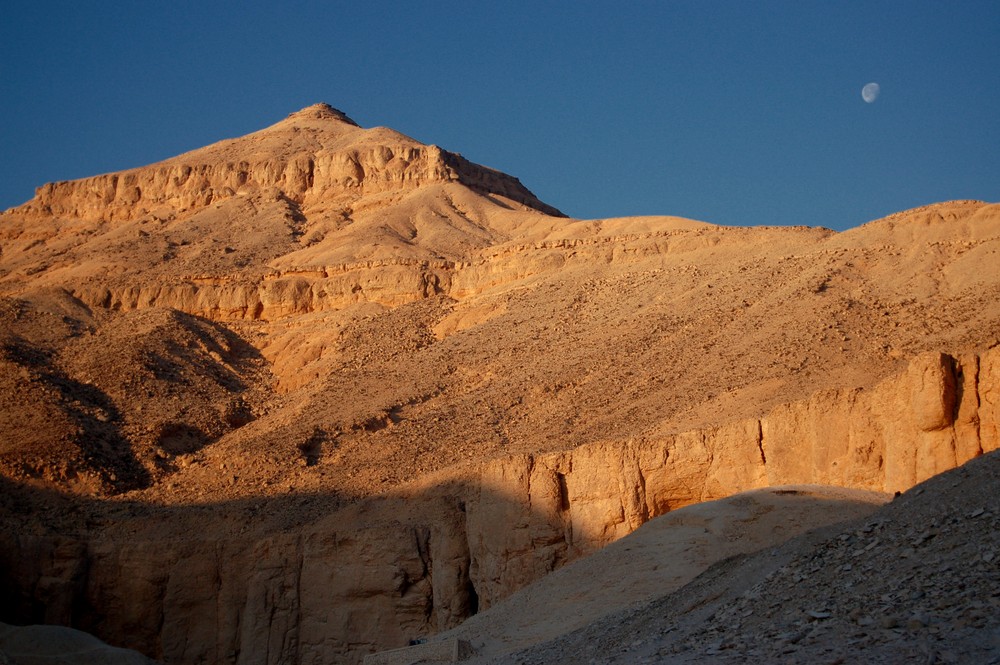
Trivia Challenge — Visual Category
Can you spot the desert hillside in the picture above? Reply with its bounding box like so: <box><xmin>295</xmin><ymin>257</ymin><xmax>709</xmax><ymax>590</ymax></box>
<box><xmin>1</xmin><ymin>104</ymin><xmax>998</xmax><ymax>664</ymax></box>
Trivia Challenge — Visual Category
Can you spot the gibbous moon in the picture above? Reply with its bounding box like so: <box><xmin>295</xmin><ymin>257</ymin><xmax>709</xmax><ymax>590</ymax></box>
<box><xmin>862</xmin><ymin>82</ymin><xmax>880</xmax><ymax>103</ymax></box>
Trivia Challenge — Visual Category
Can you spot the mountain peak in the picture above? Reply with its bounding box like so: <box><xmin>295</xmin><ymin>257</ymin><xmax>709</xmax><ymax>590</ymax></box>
<box><xmin>286</xmin><ymin>103</ymin><xmax>359</xmax><ymax>126</ymax></box>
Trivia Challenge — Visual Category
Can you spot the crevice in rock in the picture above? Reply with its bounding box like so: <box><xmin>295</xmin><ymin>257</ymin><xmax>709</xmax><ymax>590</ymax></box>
<box><xmin>636</xmin><ymin>463</ymin><xmax>650</xmax><ymax>522</ymax></box>
<box><xmin>464</xmin><ymin>578</ymin><xmax>480</xmax><ymax>618</ymax></box>
<box><xmin>943</xmin><ymin>354</ymin><xmax>959</xmax><ymax>427</ymax></box>
<box><xmin>970</xmin><ymin>355</ymin><xmax>984</xmax><ymax>456</ymax></box>
<box><xmin>756</xmin><ymin>419</ymin><xmax>766</xmax><ymax>466</ymax></box>
<box><xmin>556</xmin><ymin>472</ymin><xmax>570</xmax><ymax>512</ymax></box>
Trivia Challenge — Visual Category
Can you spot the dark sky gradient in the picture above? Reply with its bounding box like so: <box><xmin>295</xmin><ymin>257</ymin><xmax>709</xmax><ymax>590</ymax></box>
<box><xmin>2</xmin><ymin>1</ymin><xmax>997</xmax><ymax>230</ymax></box>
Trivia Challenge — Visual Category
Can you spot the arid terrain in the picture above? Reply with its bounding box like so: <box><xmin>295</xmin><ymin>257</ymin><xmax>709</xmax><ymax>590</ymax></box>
<box><xmin>1</xmin><ymin>104</ymin><xmax>998</xmax><ymax>664</ymax></box>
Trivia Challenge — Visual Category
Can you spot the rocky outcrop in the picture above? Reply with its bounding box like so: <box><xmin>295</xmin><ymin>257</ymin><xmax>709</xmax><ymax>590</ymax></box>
<box><xmin>14</xmin><ymin>104</ymin><xmax>561</xmax><ymax>224</ymax></box>
<box><xmin>437</xmin><ymin>150</ymin><xmax>563</xmax><ymax>217</ymax></box>
<box><xmin>762</xmin><ymin>350</ymin><xmax>990</xmax><ymax>493</ymax></box>
<box><xmin>22</xmin><ymin>145</ymin><xmax>447</xmax><ymax>222</ymax></box>
<box><xmin>69</xmin><ymin>260</ymin><xmax>457</xmax><ymax>321</ymax></box>
<box><xmin>2</xmin><ymin>347</ymin><xmax>998</xmax><ymax>664</ymax></box>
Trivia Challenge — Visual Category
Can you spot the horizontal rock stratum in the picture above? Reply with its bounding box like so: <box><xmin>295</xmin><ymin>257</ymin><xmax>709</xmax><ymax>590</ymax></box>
<box><xmin>1</xmin><ymin>105</ymin><xmax>998</xmax><ymax>664</ymax></box>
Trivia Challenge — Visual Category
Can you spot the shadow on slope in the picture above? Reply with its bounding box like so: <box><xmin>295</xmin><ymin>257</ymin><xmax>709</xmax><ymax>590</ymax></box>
<box><xmin>0</xmin><ymin>292</ymin><xmax>268</xmax><ymax>496</ymax></box>
<box><xmin>0</xmin><ymin>458</ymin><xmax>892</xmax><ymax>665</ymax></box>
<box><xmin>0</xmin><ymin>621</ymin><xmax>158</xmax><ymax>665</ymax></box>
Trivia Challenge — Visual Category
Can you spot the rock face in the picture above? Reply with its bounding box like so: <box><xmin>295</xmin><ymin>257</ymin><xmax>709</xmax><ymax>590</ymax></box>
<box><xmin>2</xmin><ymin>349</ymin><xmax>998</xmax><ymax>664</ymax></box>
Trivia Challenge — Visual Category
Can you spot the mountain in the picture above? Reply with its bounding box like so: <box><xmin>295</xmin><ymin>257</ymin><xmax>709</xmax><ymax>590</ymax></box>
<box><xmin>0</xmin><ymin>103</ymin><xmax>562</xmax><ymax>311</ymax></box>
<box><xmin>1</xmin><ymin>105</ymin><xmax>998</xmax><ymax>664</ymax></box>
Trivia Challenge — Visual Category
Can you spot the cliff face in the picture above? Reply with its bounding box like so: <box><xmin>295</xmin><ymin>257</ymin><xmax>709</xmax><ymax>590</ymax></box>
<box><xmin>3</xmin><ymin>348</ymin><xmax>997</xmax><ymax>664</ymax></box>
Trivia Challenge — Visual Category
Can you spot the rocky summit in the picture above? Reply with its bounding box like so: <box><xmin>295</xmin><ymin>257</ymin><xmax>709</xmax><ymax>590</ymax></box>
<box><xmin>1</xmin><ymin>105</ymin><xmax>998</xmax><ymax>664</ymax></box>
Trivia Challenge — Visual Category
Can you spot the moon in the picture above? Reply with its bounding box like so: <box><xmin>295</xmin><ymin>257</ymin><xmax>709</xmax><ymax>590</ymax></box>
<box><xmin>862</xmin><ymin>82</ymin><xmax>880</xmax><ymax>103</ymax></box>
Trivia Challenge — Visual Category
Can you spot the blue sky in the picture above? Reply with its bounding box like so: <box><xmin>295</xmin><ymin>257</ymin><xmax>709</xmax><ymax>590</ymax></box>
<box><xmin>1</xmin><ymin>2</ymin><xmax>997</xmax><ymax>230</ymax></box>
